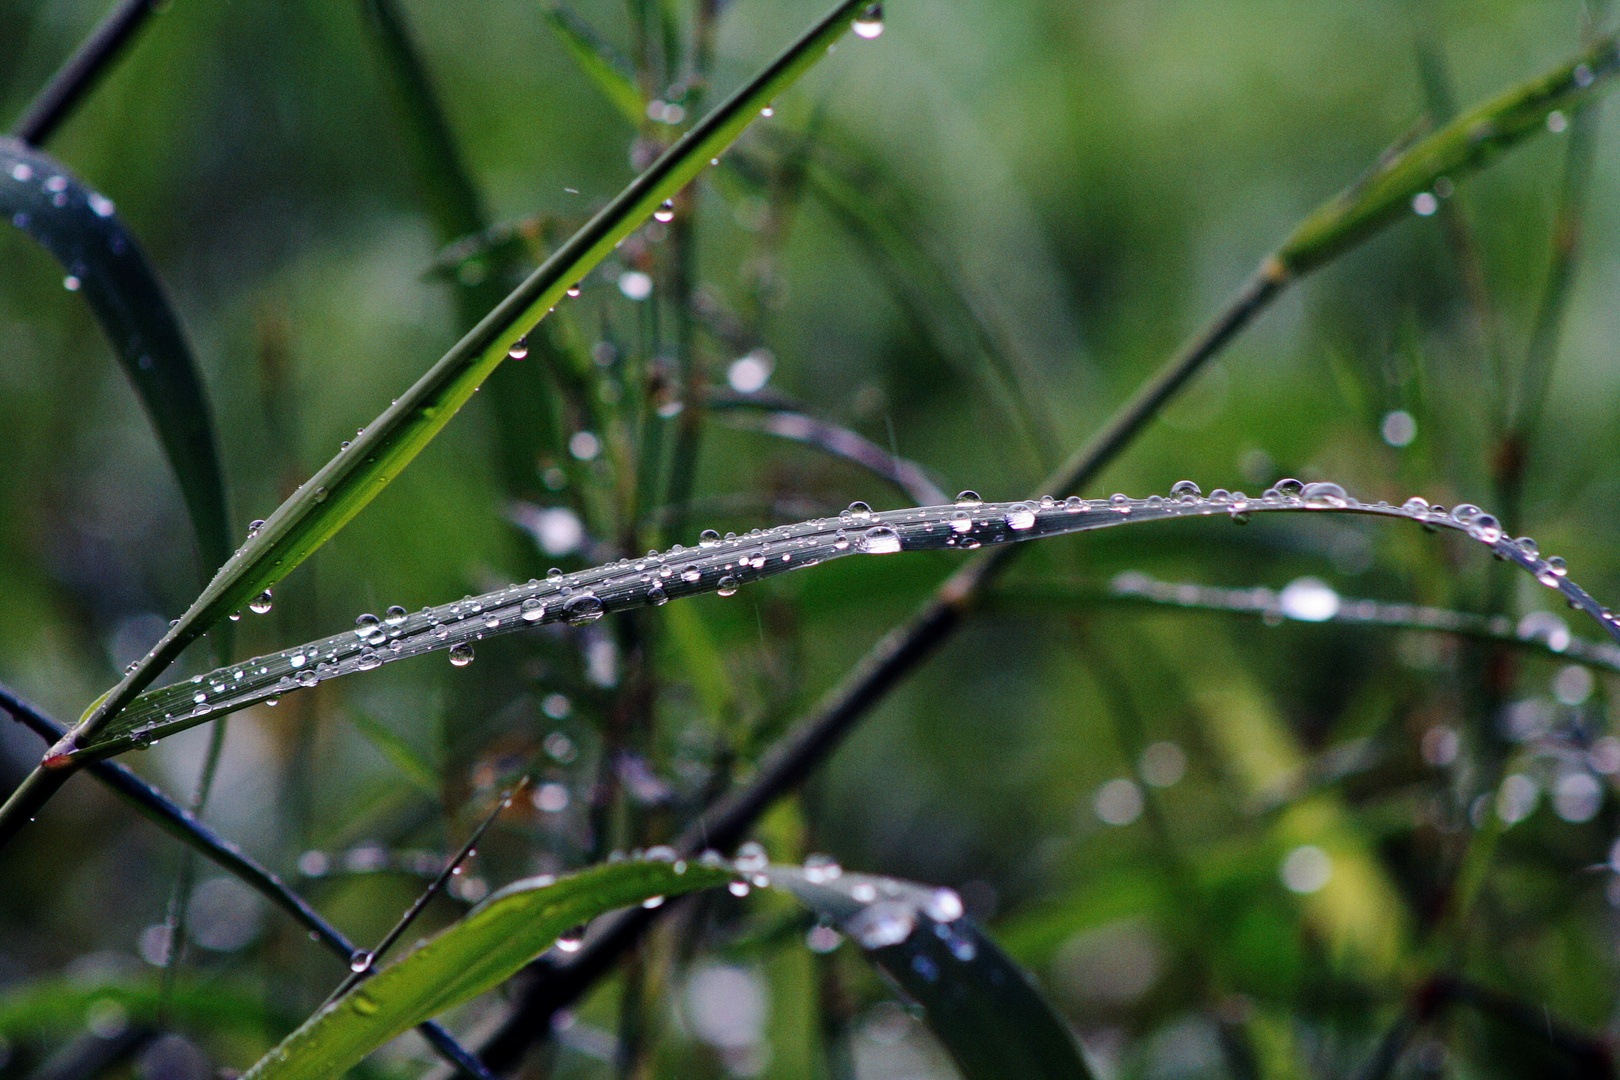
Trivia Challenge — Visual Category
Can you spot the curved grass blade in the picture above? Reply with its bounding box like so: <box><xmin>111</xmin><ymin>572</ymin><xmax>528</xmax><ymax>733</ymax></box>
<box><xmin>10</xmin><ymin>0</ymin><xmax>162</xmax><ymax>146</ymax></box>
<box><xmin>0</xmin><ymin>138</ymin><xmax>231</xmax><ymax>583</ymax></box>
<box><xmin>708</xmin><ymin>392</ymin><xmax>948</xmax><ymax>504</ymax></box>
<box><xmin>45</xmin><ymin>0</ymin><xmax>881</xmax><ymax>759</ymax></box>
<box><xmin>769</xmin><ymin>865</ymin><xmax>1094</xmax><ymax>1080</ymax></box>
<box><xmin>542</xmin><ymin>3</ymin><xmax>648</xmax><ymax>127</ymax></box>
<box><xmin>71</xmin><ymin>483</ymin><xmax>1619</xmax><ymax>762</ymax></box>
<box><xmin>1002</xmin><ymin>572</ymin><xmax>1620</xmax><ymax>674</ymax></box>
<box><xmin>1277</xmin><ymin>34</ymin><xmax>1620</xmax><ymax>274</ymax></box>
<box><xmin>239</xmin><ymin>856</ymin><xmax>735</xmax><ymax>1080</ymax></box>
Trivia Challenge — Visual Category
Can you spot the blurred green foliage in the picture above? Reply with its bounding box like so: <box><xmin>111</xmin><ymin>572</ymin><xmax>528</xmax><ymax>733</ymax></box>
<box><xmin>3</xmin><ymin>0</ymin><xmax>1620</xmax><ymax>1077</ymax></box>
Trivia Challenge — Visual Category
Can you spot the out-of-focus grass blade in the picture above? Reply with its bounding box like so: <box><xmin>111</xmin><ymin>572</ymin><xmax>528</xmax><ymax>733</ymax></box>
<box><xmin>349</xmin><ymin>710</ymin><xmax>441</xmax><ymax>798</ymax></box>
<box><xmin>0</xmin><ymin>976</ymin><xmax>286</xmax><ymax>1039</ymax></box>
<box><xmin>770</xmin><ymin>866</ymin><xmax>1095</xmax><ymax>1080</ymax></box>
<box><xmin>59</xmin><ymin>0</ymin><xmax>880</xmax><ymax>751</ymax></box>
<box><xmin>0</xmin><ymin>137</ymin><xmax>231</xmax><ymax>584</ymax></box>
<box><xmin>1277</xmin><ymin>34</ymin><xmax>1620</xmax><ymax>274</ymax></box>
<box><xmin>542</xmin><ymin>3</ymin><xmax>648</xmax><ymax>127</ymax></box>
<box><xmin>239</xmin><ymin>857</ymin><xmax>734</xmax><ymax>1080</ymax></box>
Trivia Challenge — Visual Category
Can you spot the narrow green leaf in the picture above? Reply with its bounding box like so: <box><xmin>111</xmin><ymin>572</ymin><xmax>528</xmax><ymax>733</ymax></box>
<box><xmin>542</xmin><ymin>4</ymin><xmax>648</xmax><ymax>127</ymax></box>
<box><xmin>770</xmin><ymin>866</ymin><xmax>1095</xmax><ymax>1080</ymax></box>
<box><xmin>71</xmin><ymin>485</ymin><xmax>1620</xmax><ymax>761</ymax></box>
<box><xmin>240</xmin><ymin>856</ymin><xmax>735</xmax><ymax>1080</ymax></box>
<box><xmin>63</xmin><ymin>0</ymin><xmax>879</xmax><ymax>749</ymax></box>
<box><xmin>348</xmin><ymin>710</ymin><xmax>441</xmax><ymax>797</ymax></box>
<box><xmin>0</xmin><ymin>137</ymin><xmax>231</xmax><ymax>584</ymax></box>
<box><xmin>1277</xmin><ymin>34</ymin><xmax>1620</xmax><ymax>274</ymax></box>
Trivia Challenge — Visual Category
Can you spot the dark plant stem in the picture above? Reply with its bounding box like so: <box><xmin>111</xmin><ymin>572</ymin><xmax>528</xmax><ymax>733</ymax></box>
<box><xmin>10</xmin><ymin>0</ymin><xmax>161</xmax><ymax>145</ymax></box>
<box><xmin>472</xmin><ymin>260</ymin><xmax>1289</xmax><ymax>1069</ymax></box>
<box><xmin>0</xmin><ymin>685</ymin><xmax>494</xmax><ymax>1080</ymax></box>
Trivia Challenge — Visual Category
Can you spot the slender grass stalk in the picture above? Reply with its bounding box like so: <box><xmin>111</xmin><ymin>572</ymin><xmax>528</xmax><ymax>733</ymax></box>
<box><xmin>0</xmin><ymin>0</ymin><xmax>884</xmax><ymax>849</ymax></box>
<box><xmin>9</xmin><ymin>0</ymin><xmax>162</xmax><ymax>144</ymax></box>
<box><xmin>997</xmin><ymin>573</ymin><xmax>1620</xmax><ymax>674</ymax></box>
<box><xmin>0</xmin><ymin>685</ymin><xmax>494</xmax><ymax>1080</ymax></box>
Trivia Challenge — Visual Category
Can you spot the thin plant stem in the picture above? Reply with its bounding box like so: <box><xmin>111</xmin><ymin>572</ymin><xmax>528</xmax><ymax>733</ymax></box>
<box><xmin>10</xmin><ymin>0</ymin><xmax>161</xmax><ymax>145</ymax></box>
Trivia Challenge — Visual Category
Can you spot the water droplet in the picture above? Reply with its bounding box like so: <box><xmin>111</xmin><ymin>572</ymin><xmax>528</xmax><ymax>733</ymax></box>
<box><xmin>247</xmin><ymin>519</ymin><xmax>266</xmax><ymax>536</ymax></box>
<box><xmin>1004</xmin><ymin>503</ymin><xmax>1036</xmax><ymax>530</ymax></box>
<box><xmin>760</xmin><ymin>106</ymin><xmax>774</xmax><ymax>118</ymax></box>
<box><xmin>248</xmin><ymin>589</ymin><xmax>273</xmax><ymax>614</ymax></box>
<box><xmin>735</xmin><ymin>841</ymin><xmax>768</xmax><ymax>872</ymax></box>
<box><xmin>349</xmin><ymin>951</ymin><xmax>373</xmax><ymax>973</ymax></box>
<box><xmin>1110</xmin><ymin>493</ymin><xmax>1132</xmax><ymax>514</ymax></box>
<box><xmin>699</xmin><ymin>529</ymin><xmax>721</xmax><ymax>547</ymax></box>
<box><xmin>1515</xmin><ymin>536</ymin><xmax>1539</xmax><ymax>557</ymax></box>
<box><xmin>804</xmin><ymin>853</ymin><xmax>843</xmax><ymax>883</ymax></box>
<box><xmin>1402</xmin><ymin>496</ymin><xmax>1429</xmax><ymax>514</ymax></box>
<box><xmin>642</xmin><ymin>894</ymin><xmax>665</xmax><ymax>908</ymax></box>
<box><xmin>955</xmin><ymin>491</ymin><xmax>982</xmax><ymax>507</ymax></box>
<box><xmin>847</xmin><ymin>501</ymin><xmax>873</xmax><ymax>520</ymax></box>
<box><xmin>654</xmin><ymin>199</ymin><xmax>675</xmax><ymax>223</ymax></box>
<box><xmin>728</xmin><ymin>879</ymin><xmax>751</xmax><ymax>897</ymax></box>
<box><xmin>1412</xmin><ymin>191</ymin><xmax>1439</xmax><ymax>216</ymax></box>
<box><xmin>521</xmin><ymin>597</ymin><xmax>546</xmax><ymax>622</ymax></box>
<box><xmin>564</xmin><ymin>592</ymin><xmax>604</xmax><ymax>622</ymax></box>
<box><xmin>1170</xmin><ymin>480</ymin><xmax>1201</xmax><ymax>501</ymax></box>
<box><xmin>296</xmin><ymin>669</ymin><xmax>318</xmax><ymax>688</ymax></box>
<box><xmin>949</xmin><ymin>509</ymin><xmax>973</xmax><ymax>533</ymax></box>
<box><xmin>556</xmin><ymin>925</ymin><xmax>586</xmax><ymax>953</ymax></box>
<box><xmin>717</xmin><ymin>576</ymin><xmax>739</xmax><ymax>596</ymax></box>
<box><xmin>1547</xmin><ymin>555</ymin><xmax>1568</xmax><ymax>577</ymax></box>
<box><xmin>356</xmin><ymin>649</ymin><xmax>381</xmax><ymax>671</ymax></box>
<box><xmin>860</xmin><ymin>526</ymin><xmax>902</xmax><ymax>554</ymax></box>
<box><xmin>449</xmin><ymin>643</ymin><xmax>475</xmax><ymax>667</ymax></box>
<box><xmin>1301</xmin><ymin>481</ymin><xmax>1348</xmax><ymax>507</ymax></box>
<box><xmin>1064</xmin><ymin>496</ymin><xmax>1087</xmax><ymax>511</ymax></box>
<box><xmin>1274</xmin><ymin>478</ymin><xmax>1304</xmax><ymax>497</ymax></box>
<box><xmin>848</xmin><ymin>901</ymin><xmax>915</xmax><ymax>948</ymax></box>
<box><xmin>1279</xmin><ymin>577</ymin><xmax>1340</xmax><ymax>621</ymax></box>
<box><xmin>354</xmin><ymin>613</ymin><xmax>381</xmax><ymax>638</ymax></box>
<box><xmin>852</xmin><ymin>1</ymin><xmax>885</xmax><ymax>37</ymax></box>
<box><xmin>62</xmin><ymin>275</ymin><xmax>80</xmax><ymax>291</ymax></box>
<box><xmin>379</xmin><ymin>605</ymin><xmax>405</xmax><ymax>627</ymax></box>
<box><xmin>1574</xmin><ymin>62</ymin><xmax>1595</xmax><ymax>88</ymax></box>
<box><xmin>923</xmin><ymin>888</ymin><xmax>964</xmax><ymax>922</ymax></box>
<box><xmin>1471</xmin><ymin>514</ymin><xmax>1503</xmax><ymax>544</ymax></box>
<box><xmin>484</xmin><ymin>614</ymin><xmax>500</xmax><ymax>628</ymax></box>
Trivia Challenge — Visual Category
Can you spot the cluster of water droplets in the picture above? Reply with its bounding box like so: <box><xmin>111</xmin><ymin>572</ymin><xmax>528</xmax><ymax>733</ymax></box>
<box><xmin>87</xmin><ymin>480</ymin><xmax>1620</xmax><ymax>761</ymax></box>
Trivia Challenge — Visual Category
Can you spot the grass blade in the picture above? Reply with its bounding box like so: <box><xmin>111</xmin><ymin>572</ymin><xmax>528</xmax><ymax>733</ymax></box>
<box><xmin>0</xmin><ymin>137</ymin><xmax>231</xmax><ymax>585</ymax></box>
<box><xmin>33</xmin><ymin>0</ymin><xmax>882</xmax><ymax>766</ymax></box>
<box><xmin>770</xmin><ymin>865</ymin><xmax>1094</xmax><ymax>1080</ymax></box>
<box><xmin>69</xmin><ymin>483</ymin><xmax>1619</xmax><ymax>761</ymax></box>
<box><xmin>1276</xmin><ymin>34</ymin><xmax>1620</xmax><ymax>275</ymax></box>
<box><xmin>238</xmin><ymin>857</ymin><xmax>735</xmax><ymax>1080</ymax></box>
<box><xmin>542</xmin><ymin>4</ymin><xmax>648</xmax><ymax>127</ymax></box>
<box><xmin>349</xmin><ymin>710</ymin><xmax>442</xmax><ymax>798</ymax></box>
<box><xmin>9</xmin><ymin>0</ymin><xmax>162</xmax><ymax>145</ymax></box>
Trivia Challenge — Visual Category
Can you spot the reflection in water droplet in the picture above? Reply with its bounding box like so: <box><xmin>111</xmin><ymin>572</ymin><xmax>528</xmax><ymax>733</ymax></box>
<box><xmin>860</xmin><ymin>526</ymin><xmax>901</xmax><ymax>554</ymax></box>
<box><xmin>852</xmin><ymin>2</ymin><xmax>884</xmax><ymax>37</ymax></box>
<box><xmin>449</xmin><ymin>643</ymin><xmax>475</xmax><ymax>667</ymax></box>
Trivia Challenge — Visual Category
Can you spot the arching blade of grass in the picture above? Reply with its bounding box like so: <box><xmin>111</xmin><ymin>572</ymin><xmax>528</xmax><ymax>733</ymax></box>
<box><xmin>0</xmin><ymin>137</ymin><xmax>231</xmax><ymax>585</ymax></box>
<box><xmin>238</xmin><ymin>857</ymin><xmax>736</xmax><ymax>1080</ymax></box>
<box><xmin>770</xmin><ymin>866</ymin><xmax>1094</xmax><ymax>1080</ymax></box>
<box><xmin>542</xmin><ymin>3</ymin><xmax>648</xmax><ymax>126</ymax></box>
<box><xmin>1</xmin><ymin>0</ymin><xmax>882</xmax><ymax>819</ymax></box>
<box><xmin>9</xmin><ymin>0</ymin><xmax>163</xmax><ymax>146</ymax></box>
<box><xmin>69</xmin><ymin>483</ymin><xmax>1619</xmax><ymax>762</ymax></box>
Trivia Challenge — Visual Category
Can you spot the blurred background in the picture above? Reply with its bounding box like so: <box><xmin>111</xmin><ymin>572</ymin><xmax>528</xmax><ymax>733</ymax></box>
<box><xmin>2</xmin><ymin>0</ymin><xmax>1620</xmax><ymax>1076</ymax></box>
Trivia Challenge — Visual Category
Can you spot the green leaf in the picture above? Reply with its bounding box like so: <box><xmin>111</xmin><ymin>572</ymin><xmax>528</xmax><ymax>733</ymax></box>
<box><xmin>770</xmin><ymin>866</ymin><xmax>1095</xmax><ymax>1080</ymax></box>
<box><xmin>0</xmin><ymin>975</ymin><xmax>289</xmax><ymax>1040</ymax></box>
<box><xmin>1277</xmin><ymin>33</ymin><xmax>1620</xmax><ymax>274</ymax></box>
<box><xmin>0</xmin><ymin>137</ymin><xmax>231</xmax><ymax>586</ymax></box>
<box><xmin>61</xmin><ymin>0</ymin><xmax>881</xmax><ymax>750</ymax></box>
<box><xmin>240</xmin><ymin>856</ymin><xmax>735</xmax><ymax>1080</ymax></box>
<box><xmin>542</xmin><ymin>3</ymin><xmax>648</xmax><ymax>127</ymax></box>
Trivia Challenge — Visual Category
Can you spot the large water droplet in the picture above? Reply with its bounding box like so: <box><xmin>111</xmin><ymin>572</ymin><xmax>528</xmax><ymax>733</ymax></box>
<box><xmin>354</xmin><ymin>613</ymin><xmax>380</xmax><ymax>638</ymax></box>
<box><xmin>556</xmin><ymin>925</ymin><xmax>586</xmax><ymax>953</ymax></box>
<box><xmin>852</xmin><ymin>2</ymin><xmax>884</xmax><ymax>37</ymax></box>
<box><xmin>349</xmin><ymin>951</ymin><xmax>373</xmax><ymax>973</ymax></box>
<box><xmin>249</xmin><ymin>589</ymin><xmax>273</xmax><ymax>615</ymax></box>
<box><xmin>384</xmin><ymin>605</ymin><xmax>407</xmax><ymax>626</ymax></box>
<box><xmin>1274</xmin><ymin>478</ymin><xmax>1304</xmax><ymax>497</ymax></box>
<box><xmin>1300</xmin><ymin>482</ymin><xmax>1348</xmax><ymax>508</ymax></box>
<box><xmin>356</xmin><ymin>649</ymin><xmax>381</xmax><ymax>671</ymax></box>
<box><xmin>949</xmin><ymin>509</ymin><xmax>973</xmax><ymax>533</ymax></box>
<box><xmin>955</xmin><ymin>490</ymin><xmax>982</xmax><ymax>507</ymax></box>
<box><xmin>521</xmin><ymin>597</ymin><xmax>546</xmax><ymax>622</ymax></box>
<box><xmin>860</xmin><ymin>526</ymin><xmax>902</xmax><ymax>554</ymax></box>
<box><xmin>699</xmin><ymin>529</ymin><xmax>721</xmax><ymax>547</ymax></box>
<box><xmin>1170</xmin><ymin>480</ymin><xmax>1202</xmax><ymax>501</ymax></box>
<box><xmin>848</xmin><ymin>901</ymin><xmax>915</xmax><ymax>948</ymax></box>
<box><xmin>564</xmin><ymin>593</ymin><xmax>604</xmax><ymax>622</ymax></box>
<box><xmin>1004</xmin><ymin>504</ymin><xmax>1036</xmax><ymax>530</ymax></box>
<box><xmin>449</xmin><ymin>643</ymin><xmax>475</xmax><ymax>667</ymax></box>
<box><xmin>716</xmin><ymin>576</ymin><xmax>739</xmax><ymax>597</ymax></box>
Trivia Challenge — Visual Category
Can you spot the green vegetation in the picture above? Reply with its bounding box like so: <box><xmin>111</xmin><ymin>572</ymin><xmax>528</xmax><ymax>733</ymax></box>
<box><xmin>2</xmin><ymin>0</ymin><xmax>1620</xmax><ymax>1077</ymax></box>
